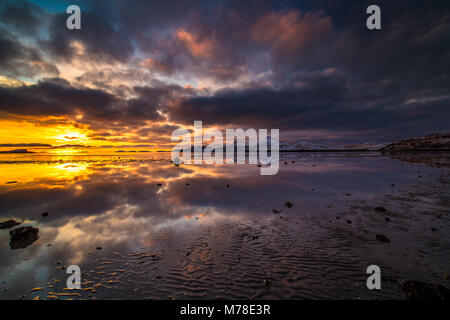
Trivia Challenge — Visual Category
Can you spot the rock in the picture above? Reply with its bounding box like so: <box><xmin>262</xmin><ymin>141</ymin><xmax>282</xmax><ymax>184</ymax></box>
<box><xmin>272</xmin><ymin>209</ymin><xmax>281</xmax><ymax>214</ymax></box>
<box><xmin>431</xmin><ymin>227</ymin><xmax>437</xmax><ymax>232</ymax></box>
<box><xmin>6</xmin><ymin>181</ymin><xmax>17</xmax><ymax>184</ymax></box>
<box><xmin>9</xmin><ymin>226</ymin><xmax>39</xmax><ymax>249</ymax></box>
<box><xmin>263</xmin><ymin>278</ymin><xmax>272</xmax><ymax>287</ymax></box>
<box><xmin>346</xmin><ymin>220</ymin><xmax>352</xmax><ymax>224</ymax></box>
<box><xmin>284</xmin><ymin>201</ymin><xmax>293</xmax><ymax>209</ymax></box>
<box><xmin>402</xmin><ymin>281</ymin><xmax>450</xmax><ymax>300</ymax></box>
<box><xmin>96</xmin><ymin>247</ymin><xmax>102</xmax><ymax>250</ymax></box>
<box><xmin>156</xmin><ymin>183</ymin><xmax>162</xmax><ymax>187</ymax></box>
<box><xmin>41</xmin><ymin>212</ymin><xmax>49</xmax><ymax>217</ymax></box>
<box><xmin>382</xmin><ymin>133</ymin><xmax>450</xmax><ymax>152</ymax></box>
<box><xmin>0</xmin><ymin>219</ymin><xmax>20</xmax><ymax>229</ymax></box>
<box><xmin>374</xmin><ymin>207</ymin><xmax>387</xmax><ymax>213</ymax></box>
<box><xmin>375</xmin><ymin>234</ymin><xmax>390</xmax><ymax>243</ymax></box>
<box><xmin>385</xmin><ymin>217</ymin><xmax>391</xmax><ymax>222</ymax></box>
<box><xmin>226</xmin><ymin>184</ymin><xmax>230</xmax><ymax>188</ymax></box>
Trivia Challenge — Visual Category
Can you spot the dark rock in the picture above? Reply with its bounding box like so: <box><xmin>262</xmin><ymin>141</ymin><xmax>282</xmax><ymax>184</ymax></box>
<box><xmin>263</xmin><ymin>278</ymin><xmax>272</xmax><ymax>287</ymax></box>
<box><xmin>381</xmin><ymin>133</ymin><xmax>450</xmax><ymax>152</ymax></box>
<box><xmin>284</xmin><ymin>201</ymin><xmax>293</xmax><ymax>209</ymax></box>
<box><xmin>374</xmin><ymin>207</ymin><xmax>387</xmax><ymax>213</ymax></box>
<box><xmin>96</xmin><ymin>247</ymin><xmax>102</xmax><ymax>250</ymax></box>
<box><xmin>272</xmin><ymin>209</ymin><xmax>281</xmax><ymax>214</ymax></box>
<box><xmin>0</xmin><ymin>219</ymin><xmax>20</xmax><ymax>229</ymax></box>
<box><xmin>402</xmin><ymin>281</ymin><xmax>450</xmax><ymax>300</ymax></box>
<box><xmin>6</xmin><ymin>181</ymin><xmax>17</xmax><ymax>184</ymax></box>
<box><xmin>431</xmin><ymin>227</ymin><xmax>437</xmax><ymax>232</ymax></box>
<box><xmin>375</xmin><ymin>234</ymin><xmax>390</xmax><ymax>243</ymax></box>
<box><xmin>9</xmin><ymin>226</ymin><xmax>39</xmax><ymax>249</ymax></box>
<box><xmin>226</xmin><ymin>184</ymin><xmax>230</xmax><ymax>188</ymax></box>
<box><xmin>41</xmin><ymin>212</ymin><xmax>49</xmax><ymax>217</ymax></box>
<box><xmin>385</xmin><ymin>217</ymin><xmax>391</xmax><ymax>222</ymax></box>
<box><xmin>346</xmin><ymin>220</ymin><xmax>352</xmax><ymax>224</ymax></box>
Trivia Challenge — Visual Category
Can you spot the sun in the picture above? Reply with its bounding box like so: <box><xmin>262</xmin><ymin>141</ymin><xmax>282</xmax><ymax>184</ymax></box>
<box><xmin>54</xmin><ymin>131</ymin><xmax>88</xmax><ymax>144</ymax></box>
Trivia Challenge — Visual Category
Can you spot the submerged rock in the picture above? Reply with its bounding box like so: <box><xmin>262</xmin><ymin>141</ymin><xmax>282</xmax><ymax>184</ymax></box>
<box><xmin>403</xmin><ymin>281</ymin><xmax>450</xmax><ymax>300</ymax></box>
<box><xmin>284</xmin><ymin>201</ymin><xmax>293</xmax><ymax>209</ymax></box>
<box><xmin>375</xmin><ymin>234</ymin><xmax>390</xmax><ymax>243</ymax></box>
<box><xmin>0</xmin><ymin>219</ymin><xmax>20</xmax><ymax>229</ymax></box>
<box><xmin>263</xmin><ymin>278</ymin><xmax>272</xmax><ymax>287</ymax></box>
<box><xmin>9</xmin><ymin>226</ymin><xmax>39</xmax><ymax>249</ymax></box>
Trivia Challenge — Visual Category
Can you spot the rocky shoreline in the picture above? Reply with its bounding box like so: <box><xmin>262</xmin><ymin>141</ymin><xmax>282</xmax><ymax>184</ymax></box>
<box><xmin>381</xmin><ymin>133</ymin><xmax>450</xmax><ymax>152</ymax></box>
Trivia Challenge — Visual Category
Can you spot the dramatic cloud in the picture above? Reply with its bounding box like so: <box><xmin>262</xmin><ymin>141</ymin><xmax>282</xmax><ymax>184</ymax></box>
<box><xmin>0</xmin><ymin>78</ymin><xmax>166</xmax><ymax>125</ymax></box>
<box><xmin>0</xmin><ymin>0</ymin><xmax>448</xmax><ymax>145</ymax></box>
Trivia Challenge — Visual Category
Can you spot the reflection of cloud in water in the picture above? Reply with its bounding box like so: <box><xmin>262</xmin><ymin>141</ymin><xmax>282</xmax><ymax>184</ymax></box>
<box><xmin>0</xmin><ymin>153</ymin><xmax>449</xmax><ymax>299</ymax></box>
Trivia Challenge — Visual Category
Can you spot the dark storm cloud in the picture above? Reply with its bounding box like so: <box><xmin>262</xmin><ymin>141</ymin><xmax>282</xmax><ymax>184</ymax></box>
<box><xmin>42</xmin><ymin>11</ymin><xmax>134</xmax><ymax>63</ymax></box>
<box><xmin>166</xmin><ymin>0</ymin><xmax>450</xmax><ymax>140</ymax></box>
<box><xmin>170</xmin><ymin>67</ymin><xmax>450</xmax><ymax>140</ymax></box>
<box><xmin>0</xmin><ymin>0</ymin><xmax>49</xmax><ymax>36</ymax></box>
<box><xmin>0</xmin><ymin>78</ymin><xmax>169</xmax><ymax>125</ymax></box>
<box><xmin>0</xmin><ymin>28</ymin><xmax>58</xmax><ymax>78</ymax></box>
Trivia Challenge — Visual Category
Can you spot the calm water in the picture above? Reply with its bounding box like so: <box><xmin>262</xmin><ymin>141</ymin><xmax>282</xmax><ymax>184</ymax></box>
<box><xmin>0</xmin><ymin>152</ymin><xmax>449</xmax><ymax>299</ymax></box>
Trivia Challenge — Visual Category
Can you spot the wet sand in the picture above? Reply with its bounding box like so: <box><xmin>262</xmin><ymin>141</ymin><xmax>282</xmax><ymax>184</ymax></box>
<box><xmin>0</xmin><ymin>152</ymin><xmax>449</xmax><ymax>299</ymax></box>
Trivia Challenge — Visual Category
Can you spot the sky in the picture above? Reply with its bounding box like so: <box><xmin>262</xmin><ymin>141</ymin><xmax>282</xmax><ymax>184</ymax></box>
<box><xmin>0</xmin><ymin>0</ymin><xmax>449</xmax><ymax>153</ymax></box>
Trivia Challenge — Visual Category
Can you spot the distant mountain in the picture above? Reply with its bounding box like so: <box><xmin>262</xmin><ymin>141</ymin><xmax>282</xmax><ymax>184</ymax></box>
<box><xmin>280</xmin><ymin>140</ymin><xmax>329</xmax><ymax>151</ymax></box>
<box><xmin>0</xmin><ymin>149</ymin><xmax>34</xmax><ymax>154</ymax></box>
<box><xmin>175</xmin><ymin>133</ymin><xmax>450</xmax><ymax>153</ymax></box>
<box><xmin>343</xmin><ymin>142</ymin><xmax>388</xmax><ymax>151</ymax></box>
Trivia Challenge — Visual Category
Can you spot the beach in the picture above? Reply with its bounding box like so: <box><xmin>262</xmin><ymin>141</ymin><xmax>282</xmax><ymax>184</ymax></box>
<box><xmin>0</xmin><ymin>151</ymin><xmax>448</xmax><ymax>300</ymax></box>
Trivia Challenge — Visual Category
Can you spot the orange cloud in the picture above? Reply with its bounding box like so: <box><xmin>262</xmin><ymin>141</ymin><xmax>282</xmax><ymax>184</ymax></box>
<box><xmin>141</xmin><ymin>57</ymin><xmax>173</xmax><ymax>74</ymax></box>
<box><xmin>176</xmin><ymin>29</ymin><xmax>214</xmax><ymax>59</ymax></box>
<box><xmin>251</xmin><ymin>10</ymin><xmax>332</xmax><ymax>56</ymax></box>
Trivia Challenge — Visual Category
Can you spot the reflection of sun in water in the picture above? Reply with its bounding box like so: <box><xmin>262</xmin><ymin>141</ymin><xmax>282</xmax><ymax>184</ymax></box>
<box><xmin>54</xmin><ymin>163</ymin><xmax>89</xmax><ymax>175</ymax></box>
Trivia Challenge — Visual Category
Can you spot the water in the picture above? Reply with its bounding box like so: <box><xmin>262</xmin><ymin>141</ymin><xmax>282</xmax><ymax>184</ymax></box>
<box><xmin>0</xmin><ymin>152</ymin><xmax>449</xmax><ymax>299</ymax></box>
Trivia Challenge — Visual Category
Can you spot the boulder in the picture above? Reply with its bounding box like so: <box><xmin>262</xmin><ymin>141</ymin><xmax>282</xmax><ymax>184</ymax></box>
<box><xmin>9</xmin><ymin>226</ymin><xmax>39</xmax><ymax>249</ymax></box>
<box><xmin>0</xmin><ymin>219</ymin><xmax>20</xmax><ymax>229</ymax></box>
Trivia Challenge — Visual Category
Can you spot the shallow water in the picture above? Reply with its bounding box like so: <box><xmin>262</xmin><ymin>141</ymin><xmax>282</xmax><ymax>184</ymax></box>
<box><xmin>0</xmin><ymin>152</ymin><xmax>449</xmax><ymax>300</ymax></box>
